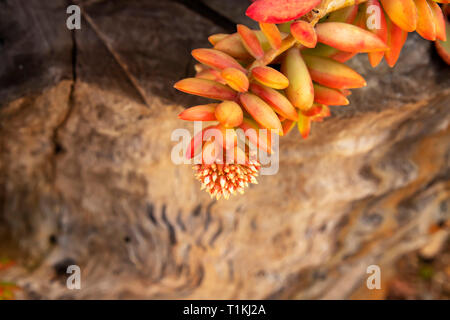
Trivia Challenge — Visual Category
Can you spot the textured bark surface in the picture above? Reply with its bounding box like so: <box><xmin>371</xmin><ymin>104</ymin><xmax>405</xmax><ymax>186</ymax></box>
<box><xmin>0</xmin><ymin>0</ymin><xmax>449</xmax><ymax>299</ymax></box>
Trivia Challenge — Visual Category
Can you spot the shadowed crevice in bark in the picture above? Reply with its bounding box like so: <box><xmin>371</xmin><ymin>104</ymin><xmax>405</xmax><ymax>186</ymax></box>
<box><xmin>172</xmin><ymin>0</ymin><xmax>238</xmax><ymax>32</ymax></box>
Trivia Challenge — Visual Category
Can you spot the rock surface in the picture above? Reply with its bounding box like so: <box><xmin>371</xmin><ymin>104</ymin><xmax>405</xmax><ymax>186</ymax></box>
<box><xmin>0</xmin><ymin>0</ymin><xmax>449</xmax><ymax>299</ymax></box>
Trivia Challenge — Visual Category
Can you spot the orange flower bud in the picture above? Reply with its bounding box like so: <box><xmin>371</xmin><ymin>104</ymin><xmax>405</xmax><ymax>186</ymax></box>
<box><xmin>237</xmin><ymin>24</ymin><xmax>265</xmax><ymax>59</ymax></box>
<box><xmin>178</xmin><ymin>104</ymin><xmax>218</xmax><ymax>121</ymax></box>
<box><xmin>240</xmin><ymin>93</ymin><xmax>283</xmax><ymax>135</ymax></box>
<box><xmin>251</xmin><ymin>66</ymin><xmax>289</xmax><ymax>89</ymax></box>
<box><xmin>215</xmin><ymin>101</ymin><xmax>244</xmax><ymax>127</ymax></box>
<box><xmin>380</xmin><ymin>0</ymin><xmax>417</xmax><ymax>32</ymax></box>
<box><xmin>313</xmin><ymin>84</ymin><xmax>349</xmax><ymax>106</ymax></box>
<box><xmin>415</xmin><ymin>0</ymin><xmax>436</xmax><ymax>41</ymax></box>
<box><xmin>192</xmin><ymin>48</ymin><xmax>246</xmax><ymax>72</ymax></box>
<box><xmin>259</xmin><ymin>22</ymin><xmax>282</xmax><ymax>49</ymax></box>
<box><xmin>315</xmin><ymin>22</ymin><xmax>388</xmax><ymax>53</ymax></box>
<box><xmin>250</xmin><ymin>83</ymin><xmax>298</xmax><ymax>121</ymax></box>
<box><xmin>214</xmin><ymin>33</ymin><xmax>252</xmax><ymax>60</ymax></box>
<box><xmin>302</xmin><ymin>54</ymin><xmax>366</xmax><ymax>89</ymax></box>
<box><xmin>174</xmin><ymin>78</ymin><xmax>238</xmax><ymax>101</ymax></box>
<box><xmin>221</xmin><ymin>67</ymin><xmax>249</xmax><ymax>92</ymax></box>
<box><xmin>291</xmin><ymin>21</ymin><xmax>317</xmax><ymax>48</ymax></box>
<box><xmin>282</xmin><ymin>48</ymin><xmax>314</xmax><ymax>110</ymax></box>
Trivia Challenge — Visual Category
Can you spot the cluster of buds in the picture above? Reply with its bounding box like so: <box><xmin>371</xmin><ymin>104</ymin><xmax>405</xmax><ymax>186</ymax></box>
<box><xmin>174</xmin><ymin>0</ymin><xmax>449</xmax><ymax>199</ymax></box>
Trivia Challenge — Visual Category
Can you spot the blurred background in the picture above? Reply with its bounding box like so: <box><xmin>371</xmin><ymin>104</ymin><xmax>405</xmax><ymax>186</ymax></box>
<box><xmin>0</xmin><ymin>0</ymin><xmax>449</xmax><ymax>300</ymax></box>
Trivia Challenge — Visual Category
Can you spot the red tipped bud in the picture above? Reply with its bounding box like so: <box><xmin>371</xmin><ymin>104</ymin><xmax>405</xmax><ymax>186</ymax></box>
<box><xmin>214</xmin><ymin>33</ymin><xmax>252</xmax><ymax>60</ymax></box>
<box><xmin>313</xmin><ymin>84</ymin><xmax>349</xmax><ymax>106</ymax></box>
<box><xmin>246</xmin><ymin>0</ymin><xmax>321</xmax><ymax>24</ymax></box>
<box><xmin>259</xmin><ymin>22</ymin><xmax>282</xmax><ymax>49</ymax></box>
<box><xmin>215</xmin><ymin>101</ymin><xmax>244</xmax><ymax>127</ymax></box>
<box><xmin>178</xmin><ymin>104</ymin><xmax>218</xmax><ymax>121</ymax></box>
<box><xmin>282</xmin><ymin>48</ymin><xmax>314</xmax><ymax>110</ymax></box>
<box><xmin>297</xmin><ymin>112</ymin><xmax>311</xmax><ymax>139</ymax></box>
<box><xmin>302</xmin><ymin>54</ymin><xmax>366</xmax><ymax>89</ymax></box>
<box><xmin>251</xmin><ymin>66</ymin><xmax>289</xmax><ymax>89</ymax></box>
<box><xmin>415</xmin><ymin>0</ymin><xmax>436</xmax><ymax>41</ymax></box>
<box><xmin>237</xmin><ymin>24</ymin><xmax>265</xmax><ymax>59</ymax></box>
<box><xmin>315</xmin><ymin>22</ymin><xmax>388</xmax><ymax>53</ymax></box>
<box><xmin>384</xmin><ymin>16</ymin><xmax>408</xmax><ymax>67</ymax></box>
<box><xmin>240</xmin><ymin>93</ymin><xmax>283</xmax><ymax>135</ymax></box>
<box><xmin>208</xmin><ymin>33</ymin><xmax>229</xmax><ymax>45</ymax></box>
<box><xmin>238</xmin><ymin>117</ymin><xmax>273</xmax><ymax>155</ymax></box>
<box><xmin>380</xmin><ymin>0</ymin><xmax>417</xmax><ymax>32</ymax></box>
<box><xmin>192</xmin><ymin>48</ymin><xmax>246</xmax><ymax>72</ymax></box>
<box><xmin>174</xmin><ymin>78</ymin><xmax>238</xmax><ymax>101</ymax></box>
<box><xmin>429</xmin><ymin>0</ymin><xmax>446</xmax><ymax>41</ymax></box>
<box><xmin>221</xmin><ymin>67</ymin><xmax>249</xmax><ymax>92</ymax></box>
<box><xmin>291</xmin><ymin>21</ymin><xmax>317</xmax><ymax>48</ymax></box>
<box><xmin>250</xmin><ymin>83</ymin><xmax>298</xmax><ymax>121</ymax></box>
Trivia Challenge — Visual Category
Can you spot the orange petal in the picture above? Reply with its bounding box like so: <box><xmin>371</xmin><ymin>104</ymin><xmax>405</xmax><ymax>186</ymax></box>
<box><xmin>297</xmin><ymin>112</ymin><xmax>311</xmax><ymax>139</ymax></box>
<box><xmin>385</xmin><ymin>16</ymin><xmax>408</xmax><ymax>67</ymax></box>
<box><xmin>259</xmin><ymin>22</ymin><xmax>282</xmax><ymax>49</ymax></box>
<box><xmin>208</xmin><ymin>33</ymin><xmax>230</xmax><ymax>46</ymax></box>
<box><xmin>301</xmin><ymin>104</ymin><xmax>323</xmax><ymax>117</ymax></box>
<box><xmin>302</xmin><ymin>54</ymin><xmax>367</xmax><ymax>89</ymax></box>
<box><xmin>250</xmin><ymin>83</ymin><xmax>299</xmax><ymax>121</ymax></box>
<box><xmin>178</xmin><ymin>104</ymin><xmax>218</xmax><ymax>121</ymax></box>
<box><xmin>315</xmin><ymin>22</ymin><xmax>388</xmax><ymax>52</ymax></box>
<box><xmin>238</xmin><ymin>117</ymin><xmax>273</xmax><ymax>155</ymax></box>
<box><xmin>221</xmin><ymin>67</ymin><xmax>249</xmax><ymax>92</ymax></box>
<box><xmin>251</xmin><ymin>66</ymin><xmax>289</xmax><ymax>89</ymax></box>
<box><xmin>319</xmin><ymin>105</ymin><xmax>331</xmax><ymax>118</ymax></box>
<box><xmin>254</xmin><ymin>30</ymin><xmax>277</xmax><ymax>51</ymax></box>
<box><xmin>215</xmin><ymin>101</ymin><xmax>244</xmax><ymax>127</ymax></box>
<box><xmin>192</xmin><ymin>48</ymin><xmax>246</xmax><ymax>72</ymax></box>
<box><xmin>282</xmin><ymin>48</ymin><xmax>314</xmax><ymax>110</ymax></box>
<box><xmin>246</xmin><ymin>0</ymin><xmax>321</xmax><ymax>24</ymax></box>
<box><xmin>291</xmin><ymin>20</ymin><xmax>317</xmax><ymax>48</ymax></box>
<box><xmin>196</xmin><ymin>68</ymin><xmax>226</xmax><ymax>84</ymax></box>
<box><xmin>365</xmin><ymin>0</ymin><xmax>389</xmax><ymax>67</ymax></box>
<box><xmin>237</xmin><ymin>24</ymin><xmax>265</xmax><ymax>59</ymax></box>
<box><xmin>415</xmin><ymin>0</ymin><xmax>437</xmax><ymax>40</ymax></box>
<box><xmin>380</xmin><ymin>0</ymin><xmax>417</xmax><ymax>32</ymax></box>
<box><xmin>214</xmin><ymin>33</ymin><xmax>252</xmax><ymax>60</ymax></box>
<box><xmin>239</xmin><ymin>93</ymin><xmax>283</xmax><ymax>135</ymax></box>
<box><xmin>174</xmin><ymin>78</ymin><xmax>238</xmax><ymax>101</ymax></box>
<box><xmin>435</xmin><ymin>21</ymin><xmax>450</xmax><ymax>65</ymax></box>
<box><xmin>282</xmin><ymin>119</ymin><xmax>296</xmax><ymax>135</ymax></box>
<box><xmin>307</xmin><ymin>104</ymin><xmax>331</xmax><ymax>121</ymax></box>
<box><xmin>313</xmin><ymin>84</ymin><xmax>349</xmax><ymax>106</ymax></box>
<box><xmin>429</xmin><ymin>0</ymin><xmax>446</xmax><ymax>41</ymax></box>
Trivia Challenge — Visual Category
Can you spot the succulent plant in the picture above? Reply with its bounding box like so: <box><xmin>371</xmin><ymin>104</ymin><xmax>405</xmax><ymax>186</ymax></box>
<box><xmin>174</xmin><ymin>0</ymin><xmax>449</xmax><ymax>200</ymax></box>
